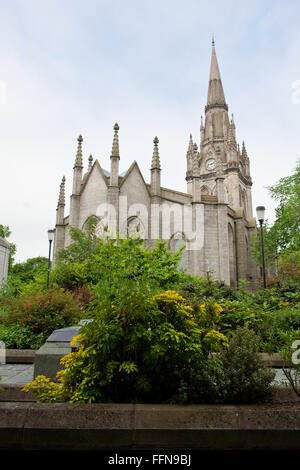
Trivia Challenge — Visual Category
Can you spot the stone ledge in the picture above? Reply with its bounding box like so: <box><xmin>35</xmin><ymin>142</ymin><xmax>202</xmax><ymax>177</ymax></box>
<box><xmin>0</xmin><ymin>402</ymin><xmax>299</xmax><ymax>450</ymax></box>
<box><xmin>5</xmin><ymin>350</ymin><xmax>36</xmax><ymax>364</ymax></box>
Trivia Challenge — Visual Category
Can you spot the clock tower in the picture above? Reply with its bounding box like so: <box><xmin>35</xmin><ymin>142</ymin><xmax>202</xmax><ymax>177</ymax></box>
<box><xmin>186</xmin><ymin>38</ymin><xmax>253</xmax><ymax>219</ymax></box>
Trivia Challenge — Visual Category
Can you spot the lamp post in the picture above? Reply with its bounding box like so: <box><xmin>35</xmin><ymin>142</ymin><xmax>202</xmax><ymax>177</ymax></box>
<box><xmin>47</xmin><ymin>229</ymin><xmax>54</xmax><ymax>288</ymax></box>
<box><xmin>256</xmin><ymin>206</ymin><xmax>266</xmax><ymax>289</ymax></box>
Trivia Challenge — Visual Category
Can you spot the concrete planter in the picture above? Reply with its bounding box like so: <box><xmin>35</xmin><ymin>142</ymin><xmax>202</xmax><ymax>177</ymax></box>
<box><xmin>0</xmin><ymin>402</ymin><xmax>299</xmax><ymax>450</ymax></box>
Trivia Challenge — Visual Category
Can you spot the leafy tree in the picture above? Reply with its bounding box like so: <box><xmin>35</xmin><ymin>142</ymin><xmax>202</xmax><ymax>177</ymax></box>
<box><xmin>52</xmin><ymin>216</ymin><xmax>185</xmax><ymax>291</ymax></box>
<box><xmin>267</xmin><ymin>160</ymin><xmax>300</xmax><ymax>253</ymax></box>
<box><xmin>250</xmin><ymin>220</ymin><xmax>278</xmax><ymax>271</ymax></box>
<box><xmin>9</xmin><ymin>257</ymin><xmax>48</xmax><ymax>282</ymax></box>
<box><xmin>0</xmin><ymin>224</ymin><xmax>16</xmax><ymax>270</ymax></box>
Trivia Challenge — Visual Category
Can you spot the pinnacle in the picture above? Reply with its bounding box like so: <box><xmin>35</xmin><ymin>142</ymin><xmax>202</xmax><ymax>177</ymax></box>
<box><xmin>58</xmin><ymin>175</ymin><xmax>66</xmax><ymax>206</ymax></box>
<box><xmin>151</xmin><ymin>136</ymin><xmax>161</xmax><ymax>170</ymax></box>
<box><xmin>242</xmin><ymin>141</ymin><xmax>248</xmax><ymax>159</ymax></box>
<box><xmin>74</xmin><ymin>134</ymin><xmax>83</xmax><ymax>168</ymax></box>
<box><xmin>88</xmin><ymin>154</ymin><xmax>93</xmax><ymax>170</ymax></box>
<box><xmin>187</xmin><ymin>134</ymin><xmax>194</xmax><ymax>153</ymax></box>
<box><xmin>111</xmin><ymin>123</ymin><xmax>120</xmax><ymax>158</ymax></box>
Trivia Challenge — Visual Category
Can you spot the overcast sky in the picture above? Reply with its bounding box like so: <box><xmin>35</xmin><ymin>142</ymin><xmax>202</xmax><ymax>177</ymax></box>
<box><xmin>0</xmin><ymin>0</ymin><xmax>299</xmax><ymax>262</ymax></box>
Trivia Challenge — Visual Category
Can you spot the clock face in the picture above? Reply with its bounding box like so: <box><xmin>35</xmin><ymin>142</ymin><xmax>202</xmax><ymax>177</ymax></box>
<box><xmin>206</xmin><ymin>158</ymin><xmax>216</xmax><ymax>170</ymax></box>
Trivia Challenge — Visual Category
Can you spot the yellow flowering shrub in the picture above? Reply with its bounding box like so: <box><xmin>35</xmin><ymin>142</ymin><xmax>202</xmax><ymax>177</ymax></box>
<box><xmin>22</xmin><ymin>289</ymin><xmax>229</xmax><ymax>404</ymax></box>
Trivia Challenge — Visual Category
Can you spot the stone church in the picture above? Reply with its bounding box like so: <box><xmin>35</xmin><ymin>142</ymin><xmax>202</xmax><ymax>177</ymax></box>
<box><xmin>53</xmin><ymin>40</ymin><xmax>259</xmax><ymax>287</ymax></box>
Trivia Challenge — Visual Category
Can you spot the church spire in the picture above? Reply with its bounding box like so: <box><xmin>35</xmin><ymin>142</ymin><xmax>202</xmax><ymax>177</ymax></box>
<box><xmin>206</xmin><ymin>38</ymin><xmax>227</xmax><ymax>111</ymax></box>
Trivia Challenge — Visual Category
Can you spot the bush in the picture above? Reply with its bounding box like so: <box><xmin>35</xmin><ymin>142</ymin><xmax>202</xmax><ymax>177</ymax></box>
<box><xmin>0</xmin><ymin>324</ymin><xmax>44</xmax><ymax>349</ymax></box>
<box><xmin>217</xmin><ymin>326</ymin><xmax>276</xmax><ymax>404</ymax></box>
<box><xmin>22</xmin><ymin>290</ymin><xmax>228</xmax><ymax>404</ymax></box>
<box><xmin>0</xmin><ymin>287</ymin><xmax>83</xmax><ymax>337</ymax></box>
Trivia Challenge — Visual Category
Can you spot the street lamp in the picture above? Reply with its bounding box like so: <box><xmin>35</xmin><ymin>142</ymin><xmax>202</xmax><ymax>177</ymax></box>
<box><xmin>256</xmin><ymin>206</ymin><xmax>266</xmax><ymax>289</ymax></box>
<box><xmin>47</xmin><ymin>229</ymin><xmax>55</xmax><ymax>288</ymax></box>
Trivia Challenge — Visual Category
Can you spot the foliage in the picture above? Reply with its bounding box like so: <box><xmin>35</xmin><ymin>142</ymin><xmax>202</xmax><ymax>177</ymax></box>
<box><xmin>267</xmin><ymin>160</ymin><xmax>300</xmax><ymax>254</ymax></box>
<box><xmin>0</xmin><ymin>224</ymin><xmax>16</xmax><ymax>271</ymax></box>
<box><xmin>0</xmin><ymin>287</ymin><xmax>83</xmax><ymax>337</ymax></box>
<box><xmin>280</xmin><ymin>341</ymin><xmax>300</xmax><ymax>399</ymax></box>
<box><xmin>10</xmin><ymin>257</ymin><xmax>48</xmax><ymax>282</ymax></box>
<box><xmin>22</xmin><ymin>375</ymin><xmax>63</xmax><ymax>402</ymax></box>
<box><xmin>216</xmin><ymin>326</ymin><xmax>276</xmax><ymax>404</ymax></box>
<box><xmin>250</xmin><ymin>221</ymin><xmax>278</xmax><ymax>271</ymax></box>
<box><xmin>0</xmin><ymin>257</ymin><xmax>49</xmax><ymax>299</ymax></box>
<box><xmin>22</xmin><ymin>290</ymin><xmax>228</xmax><ymax>404</ymax></box>
<box><xmin>53</xmin><ymin>221</ymin><xmax>184</xmax><ymax>291</ymax></box>
<box><xmin>0</xmin><ymin>324</ymin><xmax>44</xmax><ymax>349</ymax></box>
<box><xmin>272</xmin><ymin>250</ymin><xmax>300</xmax><ymax>284</ymax></box>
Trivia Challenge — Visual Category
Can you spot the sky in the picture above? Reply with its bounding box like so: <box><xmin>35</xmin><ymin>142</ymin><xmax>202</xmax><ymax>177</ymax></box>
<box><xmin>0</xmin><ymin>0</ymin><xmax>300</xmax><ymax>262</ymax></box>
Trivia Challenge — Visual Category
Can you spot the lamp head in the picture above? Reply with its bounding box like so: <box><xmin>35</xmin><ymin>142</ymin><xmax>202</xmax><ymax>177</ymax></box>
<box><xmin>48</xmin><ymin>229</ymin><xmax>55</xmax><ymax>242</ymax></box>
<box><xmin>256</xmin><ymin>206</ymin><xmax>265</xmax><ymax>223</ymax></box>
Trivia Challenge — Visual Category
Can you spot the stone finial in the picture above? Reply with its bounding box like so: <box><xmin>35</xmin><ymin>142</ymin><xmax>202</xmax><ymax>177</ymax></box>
<box><xmin>58</xmin><ymin>176</ymin><xmax>66</xmax><ymax>206</ymax></box>
<box><xmin>231</xmin><ymin>113</ymin><xmax>235</xmax><ymax>128</ymax></box>
<box><xmin>88</xmin><ymin>154</ymin><xmax>93</xmax><ymax>171</ymax></box>
<box><xmin>187</xmin><ymin>134</ymin><xmax>194</xmax><ymax>154</ymax></box>
<box><xmin>151</xmin><ymin>136</ymin><xmax>161</xmax><ymax>170</ymax></box>
<box><xmin>111</xmin><ymin>123</ymin><xmax>120</xmax><ymax>158</ymax></box>
<box><xmin>193</xmin><ymin>142</ymin><xmax>198</xmax><ymax>152</ymax></box>
<box><xmin>242</xmin><ymin>141</ymin><xmax>248</xmax><ymax>160</ymax></box>
<box><xmin>200</xmin><ymin>115</ymin><xmax>204</xmax><ymax>129</ymax></box>
<box><xmin>74</xmin><ymin>135</ymin><xmax>83</xmax><ymax>168</ymax></box>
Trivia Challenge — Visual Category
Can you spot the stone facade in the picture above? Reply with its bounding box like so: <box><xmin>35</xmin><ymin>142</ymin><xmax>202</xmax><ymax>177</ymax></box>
<box><xmin>53</xmin><ymin>41</ymin><xmax>259</xmax><ymax>287</ymax></box>
<box><xmin>0</xmin><ymin>237</ymin><xmax>10</xmax><ymax>288</ymax></box>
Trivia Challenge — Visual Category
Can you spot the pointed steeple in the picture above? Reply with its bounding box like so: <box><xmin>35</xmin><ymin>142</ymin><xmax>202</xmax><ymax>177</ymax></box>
<box><xmin>74</xmin><ymin>135</ymin><xmax>83</xmax><ymax>168</ymax></box>
<box><xmin>111</xmin><ymin>123</ymin><xmax>120</xmax><ymax>158</ymax></box>
<box><xmin>206</xmin><ymin>38</ymin><xmax>227</xmax><ymax>111</ymax></box>
<box><xmin>57</xmin><ymin>176</ymin><xmax>66</xmax><ymax>207</ymax></box>
<box><xmin>151</xmin><ymin>136</ymin><xmax>161</xmax><ymax>170</ymax></box>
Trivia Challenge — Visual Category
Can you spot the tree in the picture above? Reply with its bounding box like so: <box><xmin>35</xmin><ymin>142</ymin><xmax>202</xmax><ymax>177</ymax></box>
<box><xmin>250</xmin><ymin>221</ymin><xmax>278</xmax><ymax>271</ymax></box>
<box><xmin>250</xmin><ymin>161</ymin><xmax>300</xmax><ymax>277</ymax></box>
<box><xmin>10</xmin><ymin>257</ymin><xmax>48</xmax><ymax>283</ymax></box>
<box><xmin>0</xmin><ymin>225</ymin><xmax>16</xmax><ymax>270</ymax></box>
<box><xmin>267</xmin><ymin>160</ymin><xmax>300</xmax><ymax>253</ymax></box>
<box><xmin>53</xmin><ymin>215</ymin><xmax>185</xmax><ymax>291</ymax></box>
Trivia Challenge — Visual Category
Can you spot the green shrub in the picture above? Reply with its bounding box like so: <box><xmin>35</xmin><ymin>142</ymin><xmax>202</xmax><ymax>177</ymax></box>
<box><xmin>0</xmin><ymin>287</ymin><xmax>83</xmax><ymax>337</ymax></box>
<box><xmin>216</xmin><ymin>326</ymin><xmax>276</xmax><ymax>404</ymax></box>
<box><xmin>22</xmin><ymin>290</ymin><xmax>228</xmax><ymax>403</ymax></box>
<box><xmin>0</xmin><ymin>324</ymin><xmax>44</xmax><ymax>349</ymax></box>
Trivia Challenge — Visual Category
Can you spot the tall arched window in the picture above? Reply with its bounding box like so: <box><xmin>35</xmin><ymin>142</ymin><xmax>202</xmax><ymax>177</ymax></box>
<box><xmin>169</xmin><ymin>232</ymin><xmax>187</xmax><ymax>272</ymax></box>
<box><xmin>126</xmin><ymin>216</ymin><xmax>145</xmax><ymax>238</ymax></box>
